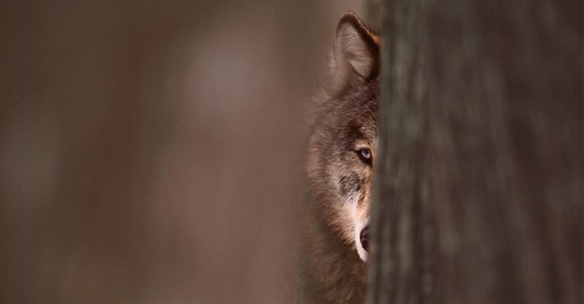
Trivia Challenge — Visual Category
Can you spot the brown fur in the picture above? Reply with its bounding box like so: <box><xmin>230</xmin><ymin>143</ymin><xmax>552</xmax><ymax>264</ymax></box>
<box><xmin>300</xmin><ymin>12</ymin><xmax>379</xmax><ymax>304</ymax></box>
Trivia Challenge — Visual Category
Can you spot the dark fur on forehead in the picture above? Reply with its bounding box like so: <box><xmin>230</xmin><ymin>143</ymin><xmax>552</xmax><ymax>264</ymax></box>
<box><xmin>307</xmin><ymin>79</ymin><xmax>378</xmax><ymax>195</ymax></box>
<box><xmin>326</xmin><ymin>79</ymin><xmax>379</xmax><ymax>150</ymax></box>
<box><xmin>310</xmin><ymin>78</ymin><xmax>378</xmax><ymax>157</ymax></box>
<box><xmin>339</xmin><ymin>80</ymin><xmax>378</xmax><ymax>139</ymax></box>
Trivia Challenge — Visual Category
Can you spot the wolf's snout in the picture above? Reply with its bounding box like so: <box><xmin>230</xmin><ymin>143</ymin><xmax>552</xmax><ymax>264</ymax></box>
<box><xmin>359</xmin><ymin>226</ymin><xmax>369</xmax><ymax>253</ymax></box>
<box><xmin>355</xmin><ymin>223</ymin><xmax>370</xmax><ymax>262</ymax></box>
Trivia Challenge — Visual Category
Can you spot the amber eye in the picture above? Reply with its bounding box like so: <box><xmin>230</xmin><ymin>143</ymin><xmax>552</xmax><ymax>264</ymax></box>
<box><xmin>356</xmin><ymin>148</ymin><xmax>372</xmax><ymax>165</ymax></box>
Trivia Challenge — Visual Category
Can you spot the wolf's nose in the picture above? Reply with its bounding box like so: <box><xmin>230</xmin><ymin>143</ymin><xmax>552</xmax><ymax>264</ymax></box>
<box><xmin>360</xmin><ymin>226</ymin><xmax>369</xmax><ymax>252</ymax></box>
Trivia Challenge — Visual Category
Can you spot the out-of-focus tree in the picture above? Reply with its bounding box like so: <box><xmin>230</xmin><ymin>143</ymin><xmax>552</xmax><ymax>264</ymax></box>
<box><xmin>369</xmin><ymin>0</ymin><xmax>582</xmax><ymax>303</ymax></box>
<box><xmin>0</xmin><ymin>1</ymin><xmax>363</xmax><ymax>303</ymax></box>
<box><xmin>364</xmin><ymin>0</ymin><xmax>381</xmax><ymax>32</ymax></box>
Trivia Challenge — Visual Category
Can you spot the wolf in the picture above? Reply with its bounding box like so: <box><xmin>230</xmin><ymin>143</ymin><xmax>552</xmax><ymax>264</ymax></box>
<box><xmin>300</xmin><ymin>12</ymin><xmax>379</xmax><ymax>304</ymax></box>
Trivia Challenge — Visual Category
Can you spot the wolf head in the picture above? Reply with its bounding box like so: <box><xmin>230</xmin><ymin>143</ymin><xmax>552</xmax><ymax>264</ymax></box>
<box><xmin>308</xmin><ymin>12</ymin><xmax>379</xmax><ymax>262</ymax></box>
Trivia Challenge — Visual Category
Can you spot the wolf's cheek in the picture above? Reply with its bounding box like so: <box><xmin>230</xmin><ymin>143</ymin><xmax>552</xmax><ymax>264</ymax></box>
<box><xmin>338</xmin><ymin>173</ymin><xmax>362</xmax><ymax>200</ymax></box>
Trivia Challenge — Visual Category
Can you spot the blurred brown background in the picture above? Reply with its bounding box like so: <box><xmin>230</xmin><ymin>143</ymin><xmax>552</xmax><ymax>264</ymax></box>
<box><xmin>0</xmin><ymin>1</ymin><xmax>363</xmax><ymax>303</ymax></box>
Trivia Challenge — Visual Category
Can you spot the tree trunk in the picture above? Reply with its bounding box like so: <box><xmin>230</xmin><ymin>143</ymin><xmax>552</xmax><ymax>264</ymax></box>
<box><xmin>368</xmin><ymin>1</ymin><xmax>582</xmax><ymax>303</ymax></box>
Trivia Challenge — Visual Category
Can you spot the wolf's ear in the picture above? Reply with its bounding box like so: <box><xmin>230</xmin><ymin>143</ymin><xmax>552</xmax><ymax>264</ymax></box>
<box><xmin>332</xmin><ymin>12</ymin><xmax>380</xmax><ymax>85</ymax></box>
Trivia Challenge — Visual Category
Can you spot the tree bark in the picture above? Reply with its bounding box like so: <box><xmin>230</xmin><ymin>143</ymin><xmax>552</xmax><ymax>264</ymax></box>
<box><xmin>368</xmin><ymin>1</ymin><xmax>583</xmax><ymax>303</ymax></box>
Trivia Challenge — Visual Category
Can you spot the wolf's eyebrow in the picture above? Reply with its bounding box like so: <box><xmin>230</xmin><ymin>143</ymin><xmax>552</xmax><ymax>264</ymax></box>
<box><xmin>346</xmin><ymin>121</ymin><xmax>366</xmax><ymax>141</ymax></box>
<box><xmin>353</xmin><ymin>140</ymin><xmax>370</xmax><ymax>148</ymax></box>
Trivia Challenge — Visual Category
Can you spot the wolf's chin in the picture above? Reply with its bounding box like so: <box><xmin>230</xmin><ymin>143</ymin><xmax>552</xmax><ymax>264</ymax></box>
<box><xmin>356</xmin><ymin>243</ymin><xmax>368</xmax><ymax>262</ymax></box>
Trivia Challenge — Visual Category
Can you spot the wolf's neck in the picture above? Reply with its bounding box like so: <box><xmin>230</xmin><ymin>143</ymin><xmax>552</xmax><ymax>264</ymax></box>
<box><xmin>299</xmin><ymin>200</ymin><xmax>366</xmax><ymax>304</ymax></box>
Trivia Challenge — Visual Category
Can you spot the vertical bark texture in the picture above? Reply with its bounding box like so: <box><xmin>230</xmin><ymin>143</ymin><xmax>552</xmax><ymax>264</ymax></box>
<box><xmin>368</xmin><ymin>1</ymin><xmax>582</xmax><ymax>303</ymax></box>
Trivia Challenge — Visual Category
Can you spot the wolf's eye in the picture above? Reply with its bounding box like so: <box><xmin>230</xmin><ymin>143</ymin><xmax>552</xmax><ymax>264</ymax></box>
<box><xmin>356</xmin><ymin>148</ymin><xmax>372</xmax><ymax>165</ymax></box>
